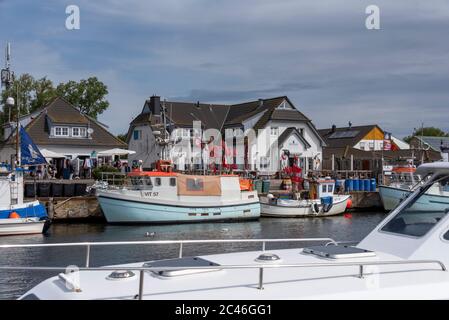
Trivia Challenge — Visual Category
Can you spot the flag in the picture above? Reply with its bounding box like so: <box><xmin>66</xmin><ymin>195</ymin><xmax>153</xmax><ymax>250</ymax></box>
<box><xmin>20</xmin><ymin>126</ymin><xmax>47</xmax><ymax>166</ymax></box>
<box><xmin>383</xmin><ymin>132</ymin><xmax>392</xmax><ymax>151</ymax></box>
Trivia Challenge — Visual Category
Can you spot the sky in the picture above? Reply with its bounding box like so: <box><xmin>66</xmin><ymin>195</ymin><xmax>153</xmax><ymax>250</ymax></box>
<box><xmin>0</xmin><ymin>0</ymin><xmax>448</xmax><ymax>138</ymax></box>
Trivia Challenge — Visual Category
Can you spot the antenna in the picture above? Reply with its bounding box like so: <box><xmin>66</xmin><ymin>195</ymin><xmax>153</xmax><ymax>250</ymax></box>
<box><xmin>6</xmin><ymin>42</ymin><xmax>10</xmax><ymax>68</ymax></box>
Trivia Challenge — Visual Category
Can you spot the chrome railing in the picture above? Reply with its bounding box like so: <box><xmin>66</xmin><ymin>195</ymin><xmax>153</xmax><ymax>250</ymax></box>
<box><xmin>0</xmin><ymin>260</ymin><xmax>445</xmax><ymax>300</ymax></box>
<box><xmin>0</xmin><ymin>238</ymin><xmax>338</xmax><ymax>268</ymax></box>
<box><xmin>1</xmin><ymin>238</ymin><xmax>446</xmax><ymax>300</ymax></box>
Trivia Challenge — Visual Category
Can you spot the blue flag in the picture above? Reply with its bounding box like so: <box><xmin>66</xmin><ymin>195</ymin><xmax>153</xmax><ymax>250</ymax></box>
<box><xmin>20</xmin><ymin>126</ymin><xmax>47</xmax><ymax>166</ymax></box>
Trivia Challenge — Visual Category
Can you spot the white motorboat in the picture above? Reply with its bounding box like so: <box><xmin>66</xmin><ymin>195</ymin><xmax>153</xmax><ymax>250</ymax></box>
<box><xmin>260</xmin><ymin>178</ymin><xmax>351</xmax><ymax>217</ymax></box>
<box><xmin>7</xmin><ymin>162</ymin><xmax>449</xmax><ymax>299</ymax></box>
<box><xmin>379</xmin><ymin>165</ymin><xmax>449</xmax><ymax>211</ymax></box>
<box><xmin>95</xmin><ymin>169</ymin><xmax>260</xmax><ymax>224</ymax></box>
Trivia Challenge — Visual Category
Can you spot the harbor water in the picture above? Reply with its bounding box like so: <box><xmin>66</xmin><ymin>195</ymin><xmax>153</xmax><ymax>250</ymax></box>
<box><xmin>0</xmin><ymin>212</ymin><xmax>385</xmax><ymax>300</ymax></box>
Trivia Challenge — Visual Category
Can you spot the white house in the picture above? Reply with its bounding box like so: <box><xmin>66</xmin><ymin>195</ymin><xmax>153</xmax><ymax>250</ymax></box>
<box><xmin>127</xmin><ymin>95</ymin><xmax>325</xmax><ymax>174</ymax></box>
<box><xmin>0</xmin><ymin>97</ymin><xmax>127</xmax><ymax>176</ymax></box>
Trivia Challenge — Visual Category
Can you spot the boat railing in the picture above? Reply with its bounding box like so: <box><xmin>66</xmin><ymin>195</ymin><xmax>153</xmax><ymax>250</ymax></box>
<box><xmin>0</xmin><ymin>238</ymin><xmax>338</xmax><ymax>269</ymax></box>
<box><xmin>0</xmin><ymin>256</ymin><xmax>445</xmax><ymax>299</ymax></box>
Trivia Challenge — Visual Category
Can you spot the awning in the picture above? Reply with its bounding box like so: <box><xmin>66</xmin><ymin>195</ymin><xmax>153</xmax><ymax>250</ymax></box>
<box><xmin>97</xmin><ymin>148</ymin><xmax>136</xmax><ymax>156</ymax></box>
<box><xmin>39</xmin><ymin>148</ymin><xmax>66</xmax><ymax>159</ymax></box>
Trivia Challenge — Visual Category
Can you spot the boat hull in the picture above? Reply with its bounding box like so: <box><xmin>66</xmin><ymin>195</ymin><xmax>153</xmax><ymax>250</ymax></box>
<box><xmin>379</xmin><ymin>185</ymin><xmax>449</xmax><ymax>211</ymax></box>
<box><xmin>98</xmin><ymin>195</ymin><xmax>261</xmax><ymax>223</ymax></box>
<box><xmin>0</xmin><ymin>201</ymin><xmax>48</xmax><ymax>219</ymax></box>
<box><xmin>261</xmin><ymin>195</ymin><xmax>350</xmax><ymax>217</ymax></box>
<box><xmin>0</xmin><ymin>218</ymin><xmax>45</xmax><ymax>236</ymax></box>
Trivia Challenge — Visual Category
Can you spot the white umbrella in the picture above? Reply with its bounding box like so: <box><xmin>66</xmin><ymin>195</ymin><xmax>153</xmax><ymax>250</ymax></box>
<box><xmin>39</xmin><ymin>148</ymin><xmax>66</xmax><ymax>159</ymax></box>
<box><xmin>98</xmin><ymin>148</ymin><xmax>136</xmax><ymax>156</ymax></box>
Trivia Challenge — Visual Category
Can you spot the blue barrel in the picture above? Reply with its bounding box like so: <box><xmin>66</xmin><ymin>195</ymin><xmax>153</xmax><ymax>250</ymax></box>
<box><xmin>345</xmin><ymin>179</ymin><xmax>353</xmax><ymax>192</ymax></box>
<box><xmin>363</xmin><ymin>179</ymin><xmax>370</xmax><ymax>192</ymax></box>
<box><xmin>320</xmin><ymin>196</ymin><xmax>333</xmax><ymax>205</ymax></box>
<box><xmin>353</xmin><ymin>179</ymin><xmax>360</xmax><ymax>191</ymax></box>
<box><xmin>262</xmin><ymin>180</ymin><xmax>271</xmax><ymax>193</ymax></box>
<box><xmin>370</xmin><ymin>178</ymin><xmax>376</xmax><ymax>192</ymax></box>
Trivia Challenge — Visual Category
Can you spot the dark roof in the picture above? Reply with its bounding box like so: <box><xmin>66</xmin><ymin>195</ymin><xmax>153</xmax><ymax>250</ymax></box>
<box><xmin>128</xmin><ymin>95</ymin><xmax>325</xmax><ymax>146</ymax></box>
<box><xmin>5</xmin><ymin>97</ymin><xmax>126</xmax><ymax>148</ymax></box>
<box><xmin>322</xmin><ymin>146</ymin><xmax>442</xmax><ymax>162</ymax></box>
<box><xmin>318</xmin><ymin>125</ymin><xmax>381</xmax><ymax>148</ymax></box>
<box><xmin>411</xmin><ymin>136</ymin><xmax>449</xmax><ymax>152</ymax></box>
<box><xmin>277</xmin><ymin>127</ymin><xmax>311</xmax><ymax>149</ymax></box>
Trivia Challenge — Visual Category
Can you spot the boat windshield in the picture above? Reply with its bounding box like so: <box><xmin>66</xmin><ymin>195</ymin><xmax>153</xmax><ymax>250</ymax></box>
<box><xmin>381</xmin><ymin>176</ymin><xmax>449</xmax><ymax>237</ymax></box>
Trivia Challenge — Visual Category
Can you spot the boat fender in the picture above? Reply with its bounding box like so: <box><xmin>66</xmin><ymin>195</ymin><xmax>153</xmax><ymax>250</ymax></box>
<box><xmin>9</xmin><ymin>211</ymin><xmax>20</xmax><ymax>219</ymax></box>
<box><xmin>312</xmin><ymin>203</ymin><xmax>320</xmax><ymax>214</ymax></box>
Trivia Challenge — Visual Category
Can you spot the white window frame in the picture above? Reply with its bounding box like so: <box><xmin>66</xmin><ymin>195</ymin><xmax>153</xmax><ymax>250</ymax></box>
<box><xmin>270</xmin><ymin>127</ymin><xmax>279</xmax><ymax>136</ymax></box>
<box><xmin>360</xmin><ymin>142</ymin><xmax>366</xmax><ymax>150</ymax></box>
<box><xmin>72</xmin><ymin>127</ymin><xmax>87</xmax><ymax>138</ymax></box>
<box><xmin>54</xmin><ymin>126</ymin><xmax>69</xmax><ymax>137</ymax></box>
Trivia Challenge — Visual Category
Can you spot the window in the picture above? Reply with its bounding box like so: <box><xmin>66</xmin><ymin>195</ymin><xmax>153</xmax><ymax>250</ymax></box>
<box><xmin>187</xmin><ymin>178</ymin><xmax>204</xmax><ymax>191</ymax></box>
<box><xmin>170</xmin><ymin>178</ymin><xmax>176</xmax><ymax>186</ymax></box>
<box><xmin>299</xmin><ymin>128</ymin><xmax>304</xmax><ymax>136</ymax></box>
<box><xmin>360</xmin><ymin>142</ymin><xmax>366</xmax><ymax>150</ymax></box>
<box><xmin>183</xmin><ymin>129</ymin><xmax>190</xmax><ymax>138</ymax></box>
<box><xmin>133</xmin><ymin>130</ymin><xmax>142</xmax><ymax>140</ymax></box>
<box><xmin>54</xmin><ymin>126</ymin><xmax>69</xmax><ymax>137</ymax></box>
<box><xmin>369</xmin><ymin>142</ymin><xmax>375</xmax><ymax>150</ymax></box>
<box><xmin>72</xmin><ymin>127</ymin><xmax>87</xmax><ymax>137</ymax></box>
<box><xmin>381</xmin><ymin>179</ymin><xmax>449</xmax><ymax>237</ymax></box>
<box><xmin>270</xmin><ymin>127</ymin><xmax>279</xmax><ymax>136</ymax></box>
<box><xmin>155</xmin><ymin>178</ymin><xmax>161</xmax><ymax>186</ymax></box>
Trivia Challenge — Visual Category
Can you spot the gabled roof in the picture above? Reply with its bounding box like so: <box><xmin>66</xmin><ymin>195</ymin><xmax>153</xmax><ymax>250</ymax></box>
<box><xmin>4</xmin><ymin>97</ymin><xmax>126</xmax><ymax>148</ymax></box>
<box><xmin>318</xmin><ymin>124</ymin><xmax>382</xmax><ymax>148</ymax></box>
<box><xmin>277</xmin><ymin>127</ymin><xmax>311</xmax><ymax>149</ymax></box>
<box><xmin>412</xmin><ymin>136</ymin><xmax>449</xmax><ymax>152</ymax></box>
<box><xmin>128</xmin><ymin>95</ymin><xmax>325</xmax><ymax>146</ymax></box>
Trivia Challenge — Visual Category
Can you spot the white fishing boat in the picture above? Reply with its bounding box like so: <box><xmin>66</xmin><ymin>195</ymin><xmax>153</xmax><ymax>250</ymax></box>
<box><xmin>260</xmin><ymin>178</ymin><xmax>351</xmax><ymax>217</ymax></box>
<box><xmin>9</xmin><ymin>162</ymin><xmax>449</xmax><ymax>300</ymax></box>
<box><xmin>379</xmin><ymin>165</ymin><xmax>449</xmax><ymax>211</ymax></box>
<box><xmin>95</xmin><ymin>169</ymin><xmax>260</xmax><ymax>224</ymax></box>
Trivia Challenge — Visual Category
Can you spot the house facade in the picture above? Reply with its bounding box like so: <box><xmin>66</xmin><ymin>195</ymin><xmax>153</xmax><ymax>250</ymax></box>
<box><xmin>127</xmin><ymin>96</ymin><xmax>325</xmax><ymax>174</ymax></box>
<box><xmin>409</xmin><ymin>136</ymin><xmax>449</xmax><ymax>162</ymax></box>
<box><xmin>0</xmin><ymin>97</ymin><xmax>127</xmax><ymax>168</ymax></box>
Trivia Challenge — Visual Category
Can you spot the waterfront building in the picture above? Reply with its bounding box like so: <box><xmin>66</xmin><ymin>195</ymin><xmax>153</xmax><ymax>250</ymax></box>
<box><xmin>0</xmin><ymin>97</ymin><xmax>126</xmax><ymax>171</ymax></box>
<box><xmin>127</xmin><ymin>95</ymin><xmax>325</xmax><ymax>174</ymax></box>
<box><xmin>409</xmin><ymin>136</ymin><xmax>449</xmax><ymax>162</ymax></box>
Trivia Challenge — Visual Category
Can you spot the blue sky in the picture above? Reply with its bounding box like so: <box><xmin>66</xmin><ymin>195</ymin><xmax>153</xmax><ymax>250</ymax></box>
<box><xmin>1</xmin><ymin>0</ymin><xmax>449</xmax><ymax>138</ymax></box>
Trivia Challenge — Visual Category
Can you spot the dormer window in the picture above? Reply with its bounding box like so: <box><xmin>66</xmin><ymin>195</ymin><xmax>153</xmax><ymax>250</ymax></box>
<box><xmin>72</xmin><ymin>127</ymin><xmax>87</xmax><ymax>137</ymax></box>
<box><xmin>54</xmin><ymin>126</ymin><xmax>69</xmax><ymax>137</ymax></box>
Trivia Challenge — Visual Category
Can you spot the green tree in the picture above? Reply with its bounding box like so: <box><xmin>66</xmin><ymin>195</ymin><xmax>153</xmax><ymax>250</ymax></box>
<box><xmin>404</xmin><ymin>127</ymin><xmax>449</xmax><ymax>143</ymax></box>
<box><xmin>32</xmin><ymin>77</ymin><xmax>57</xmax><ymax>111</ymax></box>
<box><xmin>56</xmin><ymin>77</ymin><xmax>109</xmax><ymax>118</ymax></box>
<box><xmin>116</xmin><ymin>133</ymin><xmax>128</xmax><ymax>143</ymax></box>
<box><xmin>1</xmin><ymin>73</ymin><xmax>35</xmax><ymax>119</ymax></box>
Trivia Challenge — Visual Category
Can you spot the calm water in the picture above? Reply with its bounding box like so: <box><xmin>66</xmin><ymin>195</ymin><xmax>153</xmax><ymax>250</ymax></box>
<box><xmin>0</xmin><ymin>212</ymin><xmax>385</xmax><ymax>299</ymax></box>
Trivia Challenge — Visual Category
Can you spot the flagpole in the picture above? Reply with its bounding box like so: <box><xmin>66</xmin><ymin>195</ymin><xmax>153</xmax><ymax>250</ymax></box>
<box><xmin>16</xmin><ymin>83</ymin><xmax>20</xmax><ymax>168</ymax></box>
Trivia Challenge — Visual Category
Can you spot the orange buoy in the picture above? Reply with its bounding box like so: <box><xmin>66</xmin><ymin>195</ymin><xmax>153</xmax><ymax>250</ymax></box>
<box><xmin>9</xmin><ymin>211</ymin><xmax>20</xmax><ymax>219</ymax></box>
<box><xmin>346</xmin><ymin>198</ymin><xmax>353</xmax><ymax>209</ymax></box>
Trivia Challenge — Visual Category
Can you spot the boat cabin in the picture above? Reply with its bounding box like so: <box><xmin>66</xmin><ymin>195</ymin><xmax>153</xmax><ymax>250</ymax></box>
<box><xmin>359</xmin><ymin>162</ymin><xmax>449</xmax><ymax>265</ymax></box>
<box><xmin>308</xmin><ymin>178</ymin><xmax>335</xmax><ymax>199</ymax></box>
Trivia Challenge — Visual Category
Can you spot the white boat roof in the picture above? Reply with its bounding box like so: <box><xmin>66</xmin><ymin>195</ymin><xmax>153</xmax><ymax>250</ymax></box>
<box><xmin>21</xmin><ymin>247</ymin><xmax>449</xmax><ymax>300</ymax></box>
<box><xmin>416</xmin><ymin>162</ymin><xmax>449</xmax><ymax>177</ymax></box>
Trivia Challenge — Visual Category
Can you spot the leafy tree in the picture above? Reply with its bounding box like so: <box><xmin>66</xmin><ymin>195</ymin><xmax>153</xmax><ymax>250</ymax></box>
<box><xmin>56</xmin><ymin>77</ymin><xmax>109</xmax><ymax>118</ymax></box>
<box><xmin>404</xmin><ymin>127</ymin><xmax>449</xmax><ymax>143</ymax></box>
<box><xmin>32</xmin><ymin>77</ymin><xmax>57</xmax><ymax>111</ymax></box>
<box><xmin>116</xmin><ymin>133</ymin><xmax>128</xmax><ymax>143</ymax></box>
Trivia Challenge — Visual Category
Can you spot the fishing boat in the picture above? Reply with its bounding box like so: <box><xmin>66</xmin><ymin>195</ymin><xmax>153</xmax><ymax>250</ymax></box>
<box><xmin>11</xmin><ymin>162</ymin><xmax>449</xmax><ymax>299</ymax></box>
<box><xmin>95</xmin><ymin>168</ymin><xmax>260</xmax><ymax>224</ymax></box>
<box><xmin>379</xmin><ymin>165</ymin><xmax>449</xmax><ymax>211</ymax></box>
<box><xmin>0</xmin><ymin>127</ymin><xmax>50</xmax><ymax>236</ymax></box>
<box><xmin>260</xmin><ymin>178</ymin><xmax>351</xmax><ymax>217</ymax></box>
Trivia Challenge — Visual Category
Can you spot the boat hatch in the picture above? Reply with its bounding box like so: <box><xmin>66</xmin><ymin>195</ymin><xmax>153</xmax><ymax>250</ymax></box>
<box><xmin>302</xmin><ymin>245</ymin><xmax>376</xmax><ymax>259</ymax></box>
<box><xmin>143</xmin><ymin>257</ymin><xmax>221</xmax><ymax>277</ymax></box>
